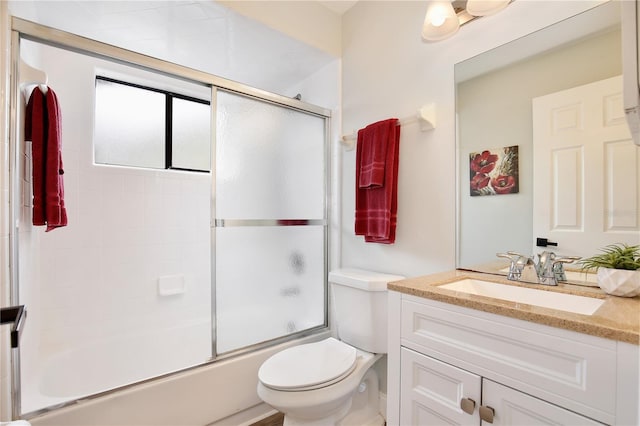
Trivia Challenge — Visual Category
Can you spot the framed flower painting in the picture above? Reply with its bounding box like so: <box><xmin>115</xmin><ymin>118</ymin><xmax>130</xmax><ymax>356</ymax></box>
<box><xmin>469</xmin><ymin>145</ymin><xmax>519</xmax><ymax>196</ymax></box>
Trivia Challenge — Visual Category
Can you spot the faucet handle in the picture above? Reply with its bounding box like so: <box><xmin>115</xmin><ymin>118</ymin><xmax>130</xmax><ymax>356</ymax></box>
<box><xmin>551</xmin><ymin>256</ymin><xmax>581</xmax><ymax>282</ymax></box>
<box><xmin>496</xmin><ymin>252</ymin><xmax>524</xmax><ymax>280</ymax></box>
<box><xmin>496</xmin><ymin>251</ymin><xmax>524</xmax><ymax>260</ymax></box>
<box><xmin>555</xmin><ymin>255</ymin><xmax>581</xmax><ymax>263</ymax></box>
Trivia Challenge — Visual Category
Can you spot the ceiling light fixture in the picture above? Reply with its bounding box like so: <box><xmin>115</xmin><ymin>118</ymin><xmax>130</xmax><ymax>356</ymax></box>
<box><xmin>422</xmin><ymin>0</ymin><xmax>513</xmax><ymax>42</ymax></box>
<box><xmin>422</xmin><ymin>1</ymin><xmax>460</xmax><ymax>41</ymax></box>
<box><xmin>465</xmin><ymin>0</ymin><xmax>510</xmax><ymax>16</ymax></box>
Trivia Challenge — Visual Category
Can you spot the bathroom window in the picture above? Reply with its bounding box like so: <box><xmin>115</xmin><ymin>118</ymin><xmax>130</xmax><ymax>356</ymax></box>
<box><xmin>94</xmin><ymin>76</ymin><xmax>211</xmax><ymax>172</ymax></box>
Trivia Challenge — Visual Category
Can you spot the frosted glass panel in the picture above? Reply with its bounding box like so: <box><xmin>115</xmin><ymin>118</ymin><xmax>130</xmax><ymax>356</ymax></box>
<box><xmin>18</xmin><ymin>40</ymin><xmax>214</xmax><ymax>414</ymax></box>
<box><xmin>94</xmin><ymin>79</ymin><xmax>165</xmax><ymax>169</ymax></box>
<box><xmin>216</xmin><ymin>90</ymin><xmax>325</xmax><ymax>219</ymax></box>
<box><xmin>216</xmin><ymin>226</ymin><xmax>325</xmax><ymax>354</ymax></box>
<box><xmin>172</xmin><ymin>98</ymin><xmax>211</xmax><ymax>171</ymax></box>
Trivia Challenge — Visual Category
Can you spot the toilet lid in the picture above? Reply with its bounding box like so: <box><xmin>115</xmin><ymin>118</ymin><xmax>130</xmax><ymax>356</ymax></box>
<box><xmin>258</xmin><ymin>337</ymin><xmax>357</xmax><ymax>391</ymax></box>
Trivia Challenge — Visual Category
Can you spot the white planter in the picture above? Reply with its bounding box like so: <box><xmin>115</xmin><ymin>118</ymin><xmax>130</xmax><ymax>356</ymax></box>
<box><xmin>597</xmin><ymin>268</ymin><xmax>640</xmax><ymax>297</ymax></box>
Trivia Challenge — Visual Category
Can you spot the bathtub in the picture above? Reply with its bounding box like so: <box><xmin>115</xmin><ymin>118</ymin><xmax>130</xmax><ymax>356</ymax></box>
<box><xmin>22</xmin><ymin>320</ymin><xmax>212</xmax><ymax>414</ymax></box>
<box><xmin>25</xmin><ymin>328</ymin><xmax>330</xmax><ymax>425</ymax></box>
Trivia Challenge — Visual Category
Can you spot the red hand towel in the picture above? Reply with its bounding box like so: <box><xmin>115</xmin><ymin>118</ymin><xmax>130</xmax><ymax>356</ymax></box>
<box><xmin>358</xmin><ymin>119</ymin><xmax>395</xmax><ymax>188</ymax></box>
<box><xmin>25</xmin><ymin>87</ymin><xmax>68</xmax><ymax>232</ymax></box>
<box><xmin>354</xmin><ymin>118</ymin><xmax>400</xmax><ymax>244</ymax></box>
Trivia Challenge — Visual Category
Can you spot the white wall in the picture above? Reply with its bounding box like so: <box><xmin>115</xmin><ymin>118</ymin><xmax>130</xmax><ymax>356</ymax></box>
<box><xmin>340</xmin><ymin>0</ymin><xmax>606</xmax><ymax>278</ymax></box>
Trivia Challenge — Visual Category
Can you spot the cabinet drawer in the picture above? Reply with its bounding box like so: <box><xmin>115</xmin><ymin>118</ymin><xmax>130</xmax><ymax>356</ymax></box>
<box><xmin>400</xmin><ymin>296</ymin><xmax>617</xmax><ymax>424</ymax></box>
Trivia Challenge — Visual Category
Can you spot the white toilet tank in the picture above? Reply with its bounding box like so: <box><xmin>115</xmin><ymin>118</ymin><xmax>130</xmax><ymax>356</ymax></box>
<box><xmin>329</xmin><ymin>268</ymin><xmax>405</xmax><ymax>353</ymax></box>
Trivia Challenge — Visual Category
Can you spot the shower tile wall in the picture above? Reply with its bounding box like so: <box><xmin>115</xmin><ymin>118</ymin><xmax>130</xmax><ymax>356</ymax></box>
<box><xmin>17</xmin><ymin>40</ymin><xmax>212</xmax><ymax>412</ymax></box>
<box><xmin>33</xmin><ymin>170</ymin><xmax>211</xmax><ymax>352</ymax></box>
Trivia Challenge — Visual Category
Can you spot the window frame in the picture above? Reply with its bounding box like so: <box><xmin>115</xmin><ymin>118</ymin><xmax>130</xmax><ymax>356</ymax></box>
<box><xmin>95</xmin><ymin>75</ymin><xmax>211</xmax><ymax>173</ymax></box>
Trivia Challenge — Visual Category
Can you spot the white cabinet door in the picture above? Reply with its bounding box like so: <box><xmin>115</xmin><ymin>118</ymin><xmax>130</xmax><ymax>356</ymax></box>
<box><xmin>400</xmin><ymin>347</ymin><xmax>481</xmax><ymax>425</ymax></box>
<box><xmin>399</xmin><ymin>348</ymin><xmax>605</xmax><ymax>426</ymax></box>
<box><xmin>481</xmin><ymin>379</ymin><xmax>603</xmax><ymax>426</ymax></box>
<box><xmin>532</xmin><ymin>75</ymin><xmax>640</xmax><ymax>257</ymax></box>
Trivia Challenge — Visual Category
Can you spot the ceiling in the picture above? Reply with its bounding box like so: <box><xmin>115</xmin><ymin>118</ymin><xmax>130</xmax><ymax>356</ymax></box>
<box><xmin>8</xmin><ymin>0</ymin><xmax>338</xmax><ymax>96</ymax></box>
<box><xmin>317</xmin><ymin>1</ymin><xmax>358</xmax><ymax>15</ymax></box>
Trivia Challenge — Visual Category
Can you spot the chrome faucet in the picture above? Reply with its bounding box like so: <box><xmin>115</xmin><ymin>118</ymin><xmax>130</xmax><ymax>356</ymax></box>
<box><xmin>497</xmin><ymin>252</ymin><xmax>538</xmax><ymax>282</ymax></box>
<box><xmin>536</xmin><ymin>251</ymin><xmax>559</xmax><ymax>285</ymax></box>
<box><xmin>497</xmin><ymin>251</ymin><xmax>581</xmax><ymax>286</ymax></box>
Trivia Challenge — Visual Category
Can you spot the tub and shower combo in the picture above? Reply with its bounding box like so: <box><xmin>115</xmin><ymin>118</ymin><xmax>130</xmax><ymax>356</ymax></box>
<box><xmin>6</xmin><ymin>15</ymin><xmax>331</xmax><ymax>423</ymax></box>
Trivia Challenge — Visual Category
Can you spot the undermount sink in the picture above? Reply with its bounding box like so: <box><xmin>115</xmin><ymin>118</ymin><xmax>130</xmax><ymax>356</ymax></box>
<box><xmin>439</xmin><ymin>278</ymin><xmax>605</xmax><ymax>316</ymax></box>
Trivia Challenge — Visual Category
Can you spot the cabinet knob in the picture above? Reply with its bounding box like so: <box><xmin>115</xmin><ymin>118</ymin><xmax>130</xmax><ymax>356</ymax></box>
<box><xmin>460</xmin><ymin>397</ymin><xmax>476</xmax><ymax>415</ymax></box>
<box><xmin>479</xmin><ymin>405</ymin><xmax>495</xmax><ymax>423</ymax></box>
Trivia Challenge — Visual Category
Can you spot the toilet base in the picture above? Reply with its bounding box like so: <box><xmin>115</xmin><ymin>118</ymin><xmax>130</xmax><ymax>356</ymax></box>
<box><xmin>283</xmin><ymin>412</ymin><xmax>383</xmax><ymax>426</ymax></box>
<box><xmin>341</xmin><ymin>413</ymin><xmax>385</xmax><ymax>426</ymax></box>
<box><xmin>336</xmin><ymin>369</ymin><xmax>383</xmax><ymax>426</ymax></box>
<box><xmin>280</xmin><ymin>367</ymin><xmax>384</xmax><ymax>426</ymax></box>
<box><xmin>282</xmin><ymin>400</ymin><xmax>351</xmax><ymax>426</ymax></box>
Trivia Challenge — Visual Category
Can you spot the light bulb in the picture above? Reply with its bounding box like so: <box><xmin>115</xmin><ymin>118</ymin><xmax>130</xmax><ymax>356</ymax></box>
<box><xmin>466</xmin><ymin>0</ymin><xmax>510</xmax><ymax>16</ymax></box>
<box><xmin>431</xmin><ymin>14</ymin><xmax>446</xmax><ymax>27</ymax></box>
<box><xmin>422</xmin><ymin>1</ymin><xmax>459</xmax><ymax>41</ymax></box>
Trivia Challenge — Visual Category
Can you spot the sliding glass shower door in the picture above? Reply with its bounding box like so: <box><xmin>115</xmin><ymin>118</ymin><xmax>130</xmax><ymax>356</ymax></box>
<box><xmin>214</xmin><ymin>90</ymin><xmax>328</xmax><ymax>354</ymax></box>
<box><xmin>11</xmin><ymin>25</ymin><xmax>330</xmax><ymax>416</ymax></box>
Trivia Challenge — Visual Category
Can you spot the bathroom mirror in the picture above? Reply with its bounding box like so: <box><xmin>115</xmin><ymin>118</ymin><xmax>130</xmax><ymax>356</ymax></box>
<box><xmin>455</xmin><ymin>1</ymin><xmax>635</xmax><ymax>282</ymax></box>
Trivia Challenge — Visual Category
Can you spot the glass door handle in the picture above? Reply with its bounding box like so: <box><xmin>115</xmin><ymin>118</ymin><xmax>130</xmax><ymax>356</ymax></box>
<box><xmin>1</xmin><ymin>305</ymin><xmax>26</xmax><ymax>348</ymax></box>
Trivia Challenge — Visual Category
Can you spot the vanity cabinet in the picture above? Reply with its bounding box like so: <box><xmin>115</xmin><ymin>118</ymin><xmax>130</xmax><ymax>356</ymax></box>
<box><xmin>387</xmin><ymin>291</ymin><xmax>640</xmax><ymax>426</ymax></box>
<box><xmin>400</xmin><ymin>347</ymin><xmax>602</xmax><ymax>425</ymax></box>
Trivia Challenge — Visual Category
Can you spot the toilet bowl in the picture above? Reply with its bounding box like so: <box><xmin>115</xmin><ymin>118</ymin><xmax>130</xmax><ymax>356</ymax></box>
<box><xmin>257</xmin><ymin>268</ymin><xmax>404</xmax><ymax>426</ymax></box>
<box><xmin>258</xmin><ymin>338</ymin><xmax>383</xmax><ymax>425</ymax></box>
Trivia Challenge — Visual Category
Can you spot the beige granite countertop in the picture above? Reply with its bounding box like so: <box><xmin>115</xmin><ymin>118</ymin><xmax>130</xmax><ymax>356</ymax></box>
<box><xmin>388</xmin><ymin>269</ymin><xmax>640</xmax><ymax>345</ymax></box>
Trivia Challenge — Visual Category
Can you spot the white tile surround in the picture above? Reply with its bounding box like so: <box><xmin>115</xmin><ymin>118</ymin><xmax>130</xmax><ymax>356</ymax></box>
<box><xmin>23</xmin><ymin>170</ymin><xmax>212</xmax><ymax>352</ymax></box>
<box><xmin>16</xmin><ymin>40</ymin><xmax>214</xmax><ymax>413</ymax></box>
<box><xmin>1</xmin><ymin>1</ymin><xmax>341</xmax><ymax>421</ymax></box>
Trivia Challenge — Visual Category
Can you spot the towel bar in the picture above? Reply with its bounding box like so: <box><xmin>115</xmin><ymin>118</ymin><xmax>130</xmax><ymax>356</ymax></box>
<box><xmin>340</xmin><ymin>104</ymin><xmax>436</xmax><ymax>150</ymax></box>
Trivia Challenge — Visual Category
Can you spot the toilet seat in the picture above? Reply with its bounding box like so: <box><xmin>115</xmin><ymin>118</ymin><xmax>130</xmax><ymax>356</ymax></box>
<box><xmin>258</xmin><ymin>337</ymin><xmax>357</xmax><ymax>391</ymax></box>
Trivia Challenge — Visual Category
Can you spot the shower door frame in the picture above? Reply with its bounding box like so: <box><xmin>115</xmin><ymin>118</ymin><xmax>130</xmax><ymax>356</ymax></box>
<box><xmin>8</xmin><ymin>17</ymin><xmax>331</xmax><ymax>418</ymax></box>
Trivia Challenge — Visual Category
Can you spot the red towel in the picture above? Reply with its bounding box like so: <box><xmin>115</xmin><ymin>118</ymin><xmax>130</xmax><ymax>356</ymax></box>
<box><xmin>354</xmin><ymin>118</ymin><xmax>400</xmax><ymax>244</ymax></box>
<box><xmin>358</xmin><ymin>119</ymin><xmax>394</xmax><ymax>188</ymax></box>
<box><xmin>25</xmin><ymin>86</ymin><xmax>67</xmax><ymax>232</ymax></box>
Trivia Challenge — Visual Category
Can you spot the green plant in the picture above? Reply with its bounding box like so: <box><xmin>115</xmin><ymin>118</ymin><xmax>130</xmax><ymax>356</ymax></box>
<box><xmin>580</xmin><ymin>244</ymin><xmax>640</xmax><ymax>272</ymax></box>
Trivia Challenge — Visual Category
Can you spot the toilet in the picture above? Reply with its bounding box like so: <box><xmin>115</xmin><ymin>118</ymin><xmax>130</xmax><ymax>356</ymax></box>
<box><xmin>257</xmin><ymin>268</ymin><xmax>404</xmax><ymax>426</ymax></box>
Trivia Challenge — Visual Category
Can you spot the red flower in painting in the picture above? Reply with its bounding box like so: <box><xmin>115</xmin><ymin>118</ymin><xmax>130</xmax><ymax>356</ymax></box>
<box><xmin>491</xmin><ymin>175</ymin><xmax>516</xmax><ymax>194</ymax></box>
<box><xmin>470</xmin><ymin>172</ymin><xmax>490</xmax><ymax>191</ymax></box>
<box><xmin>470</xmin><ymin>150</ymin><xmax>499</xmax><ymax>174</ymax></box>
